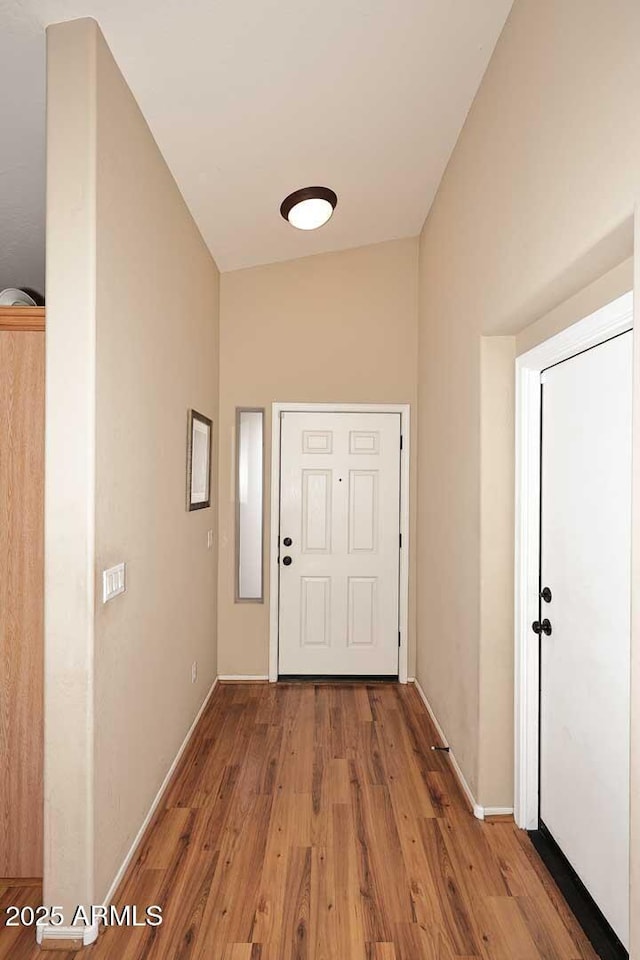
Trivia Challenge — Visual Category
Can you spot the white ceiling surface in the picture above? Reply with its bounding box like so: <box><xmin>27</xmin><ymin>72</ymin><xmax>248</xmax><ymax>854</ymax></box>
<box><xmin>6</xmin><ymin>0</ymin><xmax>513</xmax><ymax>279</ymax></box>
<box><xmin>0</xmin><ymin>0</ymin><xmax>45</xmax><ymax>295</ymax></box>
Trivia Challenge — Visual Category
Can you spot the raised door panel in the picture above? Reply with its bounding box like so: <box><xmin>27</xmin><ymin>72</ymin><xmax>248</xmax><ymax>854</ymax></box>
<box><xmin>302</xmin><ymin>431</ymin><xmax>333</xmax><ymax>455</ymax></box>
<box><xmin>300</xmin><ymin>578</ymin><xmax>332</xmax><ymax>647</ymax></box>
<box><xmin>348</xmin><ymin>470</ymin><xmax>378</xmax><ymax>553</ymax></box>
<box><xmin>302</xmin><ymin>470</ymin><xmax>332</xmax><ymax>553</ymax></box>
<box><xmin>349</xmin><ymin>431</ymin><xmax>380</xmax><ymax>455</ymax></box>
<box><xmin>347</xmin><ymin>577</ymin><xmax>377</xmax><ymax>647</ymax></box>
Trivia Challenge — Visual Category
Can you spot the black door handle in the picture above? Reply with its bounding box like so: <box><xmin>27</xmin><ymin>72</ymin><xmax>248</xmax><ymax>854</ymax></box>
<box><xmin>532</xmin><ymin>618</ymin><xmax>552</xmax><ymax>636</ymax></box>
<box><xmin>283</xmin><ymin>537</ymin><xmax>292</xmax><ymax>547</ymax></box>
<box><xmin>282</xmin><ymin>555</ymin><xmax>292</xmax><ymax>566</ymax></box>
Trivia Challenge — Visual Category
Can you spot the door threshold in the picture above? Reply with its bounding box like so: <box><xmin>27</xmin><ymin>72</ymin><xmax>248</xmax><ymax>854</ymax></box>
<box><xmin>528</xmin><ymin>821</ymin><xmax>628</xmax><ymax>960</ymax></box>
<box><xmin>278</xmin><ymin>674</ymin><xmax>399</xmax><ymax>683</ymax></box>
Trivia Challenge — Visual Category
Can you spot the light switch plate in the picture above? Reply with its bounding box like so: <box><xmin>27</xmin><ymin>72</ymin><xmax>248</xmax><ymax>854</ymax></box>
<box><xmin>103</xmin><ymin>562</ymin><xmax>126</xmax><ymax>603</ymax></box>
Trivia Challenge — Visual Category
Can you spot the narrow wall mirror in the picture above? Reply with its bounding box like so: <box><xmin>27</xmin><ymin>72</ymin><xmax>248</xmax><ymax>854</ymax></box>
<box><xmin>235</xmin><ymin>408</ymin><xmax>264</xmax><ymax>602</ymax></box>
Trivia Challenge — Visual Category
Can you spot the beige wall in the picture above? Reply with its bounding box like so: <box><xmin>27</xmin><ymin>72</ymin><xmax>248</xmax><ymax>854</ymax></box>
<box><xmin>93</xmin><ymin>26</ymin><xmax>219</xmax><ymax>901</ymax></box>
<box><xmin>45</xmin><ymin>18</ymin><xmax>97</xmax><ymax>916</ymax></box>
<box><xmin>416</xmin><ymin>0</ymin><xmax>639</xmax><ymax>814</ymax></box>
<box><xmin>45</xmin><ymin>17</ymin><xmax>219</xmax><ymax>922</ymax></box>
<box><xmin>517</xmin><ymin>257</ymin><xmax>634</xmax><ymax>356</ymax></box>
<box><xmin>478</xmin><ymin>335</ymin><xmax>515</xmax><ymax>805</ymax></box>
<box><xmin>218</xmin><ymin>239</ymin><xmax>418</xmax><ymax>678</ymax></box>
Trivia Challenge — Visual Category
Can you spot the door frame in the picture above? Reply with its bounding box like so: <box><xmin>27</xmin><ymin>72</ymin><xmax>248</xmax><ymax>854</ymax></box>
<box><xmin>269</xmin><ymin>402</ymin><xmax>411</xmax><ymax>683</ymax></box>
<box><xmin>514</xmin><ymin>291</ymin><xmax>633</xmax><ymax>829</ymax></box>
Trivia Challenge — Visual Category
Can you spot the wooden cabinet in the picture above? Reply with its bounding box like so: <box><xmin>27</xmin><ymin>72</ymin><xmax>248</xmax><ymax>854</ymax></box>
<box><xmin>0</xmin><ymin>306</ymin><xmax>45</xmax><ymax>877</ymax></box>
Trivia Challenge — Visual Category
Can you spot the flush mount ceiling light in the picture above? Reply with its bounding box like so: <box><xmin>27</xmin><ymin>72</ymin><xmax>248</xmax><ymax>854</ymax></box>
<box><xmin>280</xmin><ymin>186</ymin><xmax>337</xmax><ymax>231</ymax></box>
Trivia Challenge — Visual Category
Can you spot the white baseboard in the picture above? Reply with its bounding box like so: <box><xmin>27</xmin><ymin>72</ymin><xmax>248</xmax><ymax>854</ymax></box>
<box><xmin>218</xmin><ymin>674</ymin><xmax>269</xmax><ymax>681</ymax></box>
<box><xmin>412</xmin><ymin>678</ymin><xmax>513</xmax><ymax>822</ymax></box>
<box><xmin>38</xmin><ymin>679</ymin><xmax>219</xmax><ymax>948</ymax></box>
<box><xmin>102</xmin><ymin>676</ymin><xmax>219</xmax><ymax>907</ymax></box>
<box><xmin>36</xmin><ymin>922</ymin><xmax>99</xmax><ymax>946</ymax></box>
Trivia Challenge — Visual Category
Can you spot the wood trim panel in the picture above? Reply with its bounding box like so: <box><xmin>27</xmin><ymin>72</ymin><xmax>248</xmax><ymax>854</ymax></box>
<box><xmin>0</xmin><ymin>306</ymin><xmax>46</xmax><ymax>332</ymax></box>
<box><xmin>0</xmin><ymin>329</ymin><xmax>45</xmax><ymax>876</ymax></box>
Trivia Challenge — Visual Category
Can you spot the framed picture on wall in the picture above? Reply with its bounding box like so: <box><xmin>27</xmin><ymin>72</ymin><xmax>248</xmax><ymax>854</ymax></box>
<box><xmin>187</xmin><ymin>409</ymin><xmax>212</xmax><ymax>511</ymax></box>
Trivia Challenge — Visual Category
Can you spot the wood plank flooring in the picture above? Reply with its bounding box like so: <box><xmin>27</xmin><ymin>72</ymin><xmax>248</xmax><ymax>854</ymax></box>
<box><xmin>0</xmin><ymin>682</ymin><xmax>600</xmax><ymax>959</ymax></box>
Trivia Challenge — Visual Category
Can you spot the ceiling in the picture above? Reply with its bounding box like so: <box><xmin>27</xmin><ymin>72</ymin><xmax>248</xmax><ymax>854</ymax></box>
<box><xmin>2</xmin><ymin>0</ymin><xmax>513</xmax><ymax>288</ymax></box>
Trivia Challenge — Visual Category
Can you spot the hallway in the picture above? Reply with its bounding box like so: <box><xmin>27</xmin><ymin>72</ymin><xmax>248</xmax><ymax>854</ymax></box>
<box><xmin>1</xmin><ymin>682</ymin><xmax>598</xmax><ymax>959</ymax></box>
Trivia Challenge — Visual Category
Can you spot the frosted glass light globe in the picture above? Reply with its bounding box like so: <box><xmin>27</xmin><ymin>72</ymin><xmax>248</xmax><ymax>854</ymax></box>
<box><xmin>287</xmin><ymin>197</ymin><xmax>334</xmax><ymax>230</ymax></box>
<box><xmin>280</xmin><ymin>187</ymin><xmax>337</xmax><ymax>230</ymax></box>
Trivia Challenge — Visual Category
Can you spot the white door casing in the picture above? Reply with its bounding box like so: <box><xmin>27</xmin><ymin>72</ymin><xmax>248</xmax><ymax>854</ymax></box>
<box><xmin>539</xmin><ymin>332</ymin><xmax>632</xmax><ymax>947</ymax></box>
<box><xmin>278</xmin><ymin>411</ymin><xmax>401</xmax><ymax>676</ymax></box>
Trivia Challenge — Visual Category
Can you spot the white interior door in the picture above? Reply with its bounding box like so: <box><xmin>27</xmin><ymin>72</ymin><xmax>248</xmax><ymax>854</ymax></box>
<box><xmin>540</xmin><ymin>331</ymin><xmax>632</xmax><ymax>948</ymax></box>
<box><xmin>278</xmin><ymin>411</ymin><xmax>401</xmax><ymax>676</ymax></box>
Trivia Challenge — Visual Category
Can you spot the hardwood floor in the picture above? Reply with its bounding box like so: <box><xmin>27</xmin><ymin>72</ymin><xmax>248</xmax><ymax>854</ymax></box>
<box><xmin>0</xmin><ymin>682</ymin><xmax>599</xmax><ymax>959</ymax></box>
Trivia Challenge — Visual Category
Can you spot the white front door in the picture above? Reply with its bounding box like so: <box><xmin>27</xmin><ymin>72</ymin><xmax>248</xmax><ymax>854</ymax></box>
<box><xmin>278</xmin><ymin>411</ymin><xmax>401</xmax><ymax>676</ymax></box>
<box><xmin>539</xmin><ymin>331</ymin><xmax>632</xmax><ymax>948</ymax></box>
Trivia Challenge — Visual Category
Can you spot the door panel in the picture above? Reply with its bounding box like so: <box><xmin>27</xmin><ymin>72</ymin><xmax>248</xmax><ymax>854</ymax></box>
<box><xmin>300</xmin><ymin>577</ymin><xmax>331</xmax><ymax>647</ymax></box>
<box><xmin>302</xmin><ymin>470</ymin><xmax>332</xmax><ymax>552</ymax></box>
<box><xmin>348</xmin><ymin>577</ymin><xmax>377</xmax><ymax>647</ymax></box>
<box><xmin>278</xmin><ymin>411</ymin><xmax>400</xmax><ymax>675</ymax></box>
<box><xmin>540</xmin><ymin>331</ymin><xmax>632</xmax><ymax>948</ymax></box>
<box><xmin>349</xmin><ymin>470</ymin><xmax>378</xmax><ymax>552</ymax></box>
